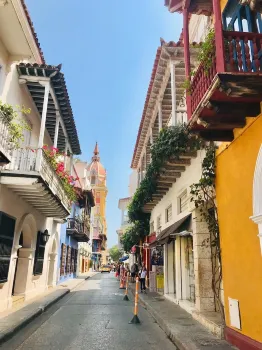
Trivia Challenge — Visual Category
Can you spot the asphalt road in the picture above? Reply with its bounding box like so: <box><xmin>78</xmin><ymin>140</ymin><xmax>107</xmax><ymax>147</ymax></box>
<box><xmin>2</xmin><ymin>273</ymin><xmax>176</xmax><ymax>350</ymax></box>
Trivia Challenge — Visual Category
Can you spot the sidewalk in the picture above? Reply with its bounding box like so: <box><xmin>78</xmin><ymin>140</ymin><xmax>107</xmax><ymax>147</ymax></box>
<box><xmin>128</xmin><ymin>283</ymin><xmax>236</xmax><ymax>350</ymax></box>
<box><xmin>0</xmin><ymin>272</ymin><xmax>97</xmax><ymax>345</ymax></box>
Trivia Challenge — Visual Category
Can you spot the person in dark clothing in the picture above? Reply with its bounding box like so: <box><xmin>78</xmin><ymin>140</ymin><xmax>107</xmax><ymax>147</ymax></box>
<box><xmin>139</xmin><ymin>265</ymin><xmax>147</xmax><ymax>293</ymax></box>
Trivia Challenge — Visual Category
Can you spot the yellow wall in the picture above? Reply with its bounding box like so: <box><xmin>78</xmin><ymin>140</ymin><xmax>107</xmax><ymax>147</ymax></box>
<box><xmin>216</xmin><ymin>115</ymin><xmax>262</xmax><ymax>342</ymax></box>
<box><xmin>220</xmin><ymin>0</ymin><xmax>228</xmax><ymax>11</ymax></box>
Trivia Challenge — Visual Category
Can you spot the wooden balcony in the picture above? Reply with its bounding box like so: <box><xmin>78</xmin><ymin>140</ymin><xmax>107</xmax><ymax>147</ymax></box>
<box><xmin>143</xmin><ymin>150</ymin><xmax>197</xmax><ymax>213</ymax></box>
<box><xmin>0</xmin><ymin>149</ymin><xmax>71</xmax><ymax>218</ymax></box>
<box><xmin>189</xmin><ymin>30</ymin><xmax>262</xmax><ymax>141</ymax></box>
<box><xmin>67</xmin><ymin>218</ymin><xmax>90</xmax><ymax>242</ymax></box>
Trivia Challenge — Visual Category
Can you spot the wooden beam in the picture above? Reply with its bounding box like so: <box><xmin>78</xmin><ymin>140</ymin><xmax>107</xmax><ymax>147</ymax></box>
<box><xmin>159</xmin><ymin>172</ymin><xmax>181</xmax><ymax>178</ymax></box>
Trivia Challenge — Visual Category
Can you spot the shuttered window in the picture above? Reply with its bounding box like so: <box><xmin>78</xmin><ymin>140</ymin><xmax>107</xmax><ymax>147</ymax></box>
<box><xmin>178</xmin><ymin>190</ymin><xmax>187</xmax><ymax>213</ymax></box>
<box><xmin>60</xmin><ymin>243</ymin><xmax>66</xmax><ymax>276</ymax></box>
<box><xmin>166</xmin><ymin>205</ymin><xmax>172</xmax><ymax>223</ymax></box>
<box><xmin>66</xmin><ymin>246</ymin><xmax>71</xmax><ymax>274</ymax></box>
<box><xmin>33</xmin><ymin>231</ymin><xmax>46</xmax><ymax>275</ymax></box>
<box><xmin>157</xmin><ymin>215</ymin><xmax>161</xmax><ymax>229</ymax></box>
<box><xmin>74</xmin><ymin>249</ymin><xmax>78</xmax><ymax>273</ymax></box>
<box><xmin>0</xmin><ymin>212</ymin><xmax>16</xmax><ymax>283</ymax></box>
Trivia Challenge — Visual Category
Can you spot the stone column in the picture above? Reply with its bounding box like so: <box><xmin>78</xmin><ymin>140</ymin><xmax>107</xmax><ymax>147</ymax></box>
<box><xmin>192</xmin><ymin>209</ymin><xmax>215</xmax><ymax>312</ymax></box>
<box><xmin>48</xmin><ymin>253</ymin><xmax>57</xmax><ymax>287</ymax></box>
<box><xmin>163</xmin><ymin>243</ymin><xmax>169</xmax><ymax>294</ymax></box>
<box><xmin>13</xmin><ymin>248</ymin><xmax>35</xmax><ymax>297</ymax></box>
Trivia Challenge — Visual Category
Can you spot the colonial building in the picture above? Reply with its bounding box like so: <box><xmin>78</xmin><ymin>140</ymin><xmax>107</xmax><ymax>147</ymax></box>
<box><xmin>87</xmin><ymin>143</ymin><xmax>108</xmax><ymax>267</ymax></box>
<box><xmin>165</xmin><ymin>0</ymin><xmax>262</xmax><ymax>348</ymax></box>
<box><xmin>58</xmin><ymin>162</ymin><xmax>95</xmax><ymax>283</ymax></box>
<box><xmin>0</xmin><ymin>0</ymin><xmax>81</xmax><ymax>312</ymax></box>
<box><xmin>130</xmin><ymin>36</ymin><xmax>223</xmax><ymax>335</ymax></box>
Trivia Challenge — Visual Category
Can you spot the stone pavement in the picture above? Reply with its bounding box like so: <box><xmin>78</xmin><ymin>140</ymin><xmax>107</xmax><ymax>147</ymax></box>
<box><xmin>0</xmin><ymin>272</ymin><xmax>97</xmax><ymax>345</ymax></box>
<box><xmin>1</xmin><ymin>272</ymin><xmax>177</xmax><ymax>350</ymax></box>
<box><xmin>128</xmin><ymin>282</ymin><xmax>237</xmax><ymax>350</ymax></box>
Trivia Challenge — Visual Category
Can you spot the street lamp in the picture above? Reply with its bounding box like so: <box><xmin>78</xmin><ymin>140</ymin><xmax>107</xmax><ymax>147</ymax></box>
<box><xmin>41</xmin><ymin>230</ymin><xmax>50</xmax><ymax>244</ymax></box>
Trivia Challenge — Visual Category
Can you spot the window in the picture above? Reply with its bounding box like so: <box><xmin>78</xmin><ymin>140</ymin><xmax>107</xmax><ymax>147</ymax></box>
<box><xmin>0</xmin><ymin>212</ymin><xmax>16</xmax><ymax>283</ymax></box>
<box><xmin>91</xmin><ymin>176</ymin><xmax>96</xmax><ymax>185</ymax></box>
<box><xmin>178</xmin><ymin>190</ymin><xmax>187</xmax><ymax>214</ymax></box>
<box><xmin>66</xmin><ymin>246</ymin><xmax>71</xmax><ymax>274</ymax></box>
<box><xmin>157</xmin><ymin>215</ymin><xmax>161</xmax><ymax>230</ymax></box>
<box><xmin>150</xmin><ymin>221</ymin><xmax>154</xmax><ymax>234</ymax></box>
<box><xmin>166</xmin><ymin>205</ymin><xmax>172</xmax><ymax>223</ymax></box>
<box><xmin>33</xmin><ymin>231</ymin><xmax>47</xmax><ymax>275</ymax></box>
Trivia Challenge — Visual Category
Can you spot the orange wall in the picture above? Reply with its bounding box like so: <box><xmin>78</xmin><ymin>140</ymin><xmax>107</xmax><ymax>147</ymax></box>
<box><xmin>216</xmin><ymin>116</ymin><xmax>262</xmax><ymax>342</ymax></box>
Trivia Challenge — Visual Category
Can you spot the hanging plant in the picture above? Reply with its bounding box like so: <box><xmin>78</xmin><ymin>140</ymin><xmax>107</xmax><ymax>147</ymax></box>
<box><xmin>197</xmin><ymin>29</ymin><xmax>215</xmax><ymax>74</ymax></box>
<box><xmin>125</xmin><ymin>125</ymin><xmax>203</xmax><ymax>252</ymax></box>
<box><xmin>0</xmin><ymin>100</ymin><xmax>31</xmax><ymax>148</ymax></box>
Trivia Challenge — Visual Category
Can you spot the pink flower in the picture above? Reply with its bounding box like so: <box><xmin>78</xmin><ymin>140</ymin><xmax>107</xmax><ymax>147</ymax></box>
<box><xmin>42</xmin><ymin>145</ymin><xmax>48</xmax><ymax>150</ymax></box>
<box><xmin>52</xmin><ymin>147</ymin><xmax>58</xmax><ymax>152</ymax></box>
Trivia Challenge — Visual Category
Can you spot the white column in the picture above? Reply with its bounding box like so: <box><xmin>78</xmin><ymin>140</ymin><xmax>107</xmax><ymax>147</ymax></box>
<box><xmin>158</xmin><ymin>102</ymin><xmax>163</xmax><ymax>131</ymax></box>
<box><xmin>150</xmin><ymin>128</ymin><xmax>153</xmax><ymax>145</ymax></box>
<box><xmin>54</xmin><ymin>113</ymin><xmax>60</xmax><ymax>148</ymax></box>
<box><xmin>164</xmin><ymin>243</ymin><xmax>169</xmax><ymax>294</ymax></box>
<box><xmin>38</xmin><ymin>81</ymin><xmax>50</xmax><ymax>149</ymax></box>
<box><xmin>170</xmin><ymin>61</ymin><xmax>177</xmax><ymax>126</ymax></box>
<box><xmin>64</xmin><ymin>138</ymin><xmax>69</xmax><ymax>167</ymax></box>
<box><xmin>36</xmin><ymin>81</ymin><xmax>50</xmax><ymax>171</ymax></box>
<box><xmin>70</xmin><ymin>154</ymin><xmax>74</xmax><ymax>175</ymax></box>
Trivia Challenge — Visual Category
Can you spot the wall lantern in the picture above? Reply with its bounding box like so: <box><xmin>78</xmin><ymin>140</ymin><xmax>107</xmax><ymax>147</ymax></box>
<box><xmin>41</xmin><ymin>230</ymin><xmax>50</xmax><ymax>244</ymax></box>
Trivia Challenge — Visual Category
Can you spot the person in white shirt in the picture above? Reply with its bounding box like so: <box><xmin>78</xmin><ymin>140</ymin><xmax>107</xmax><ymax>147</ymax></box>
<box><xmin>139</xmin><ymin>265</ymin><xmax>147</xmax><ymax>293</ymax></box>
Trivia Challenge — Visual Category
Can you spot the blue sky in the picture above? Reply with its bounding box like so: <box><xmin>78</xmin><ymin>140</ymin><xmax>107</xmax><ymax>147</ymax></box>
<box><xmin>26</xmin><ymin>0</ymin><xmax>182</xmax><ymax>248</ymax></box>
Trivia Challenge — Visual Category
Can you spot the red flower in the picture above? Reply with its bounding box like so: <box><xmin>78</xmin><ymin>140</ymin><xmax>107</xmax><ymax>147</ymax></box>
<box><xmin>52</xmin><ymin>147</ymin><xmax>58</xmax><ymax>152</ymax></box>
<box><xmin>42</xmin><ymin>145</ymin><xmax>48</xmax><ymax>150</ymax></box>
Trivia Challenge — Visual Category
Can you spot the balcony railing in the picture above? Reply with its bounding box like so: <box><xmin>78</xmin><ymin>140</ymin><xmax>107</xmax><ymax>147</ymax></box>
<box><xmin>0</xmin><ymin>112</ymin><xmax>14</xmax><ymax>164</ymax></box>
<box><xmin>67</xmin><ymin>217</ymin><xmax>90</xmax><ymax>242</ymax></box>
<box><xmin>3</xmin><ymin>148</ymin><xmax>71</xmax><ymax>213</ymax></box>
<box><xmin>190</xmin><ymin>30</ymin><xmax>262</xmax><ymax>117</ymax></box>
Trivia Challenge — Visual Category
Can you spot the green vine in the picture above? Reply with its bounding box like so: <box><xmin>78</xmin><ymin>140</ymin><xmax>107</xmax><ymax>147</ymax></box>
<box><xmin>125</xmin><ymin>125</ymin><xmax>202</xmax><ymax>252</ymax></box>
<box><xmin>197</xmin><ymin>28</ymin><xmax>215</xmax><ymax>74</ymax></box>
<box><xmin>0</xmin><ymin>100</ymin><xmax>31</xmax><ymax>148</ymax></box>
<box><xmin>190</xmin><ymin>144</ymin><xmax>224</xmax><ymax>321</ymax></box>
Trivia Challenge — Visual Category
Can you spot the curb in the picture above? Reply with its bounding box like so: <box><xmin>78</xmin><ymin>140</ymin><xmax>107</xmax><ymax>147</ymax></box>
<box><xmin>0</xmin><ymin>289</ymin><xmax>69</xmax><ymax>346</ymax></box>
<box><xmin>0</xmin><ymin>274</ymin><xmax>97</xmax><ymax>346</ymax></box>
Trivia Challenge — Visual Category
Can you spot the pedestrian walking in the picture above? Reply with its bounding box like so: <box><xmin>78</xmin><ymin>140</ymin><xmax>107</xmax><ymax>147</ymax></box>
<box><xmin>130</xmin><ymin>263</ymin><xmax>136</xmax><ymax>283</ymax></box>
<box><xmin>139</xmin><ymin>265</ymin><xmax>147</xmax><ymax>293</ymax></box>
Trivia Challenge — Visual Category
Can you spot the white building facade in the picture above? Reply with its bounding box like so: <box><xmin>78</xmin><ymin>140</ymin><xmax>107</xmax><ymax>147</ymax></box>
<box><xmin>0</xmin><ymin>1</ymin><xmax>81</xmax><ymax>312</ymax></box>
<box><xmin>131</xmin><ymin>35</ymin><xmax>223</xmax><ymax>336</ymax></box>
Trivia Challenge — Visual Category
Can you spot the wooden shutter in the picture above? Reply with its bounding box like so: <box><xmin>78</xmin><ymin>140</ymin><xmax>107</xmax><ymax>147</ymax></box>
<box><xmin>33</xmin><ymin>231</ymin><xmax>46</xmax><ymax>275</ymax></box>
<box><xmin>74</xmin><ymin>249</ymin><xmax>78</xmax><ymax>273</ymax></box>
<box><xmin>71</xmin><ymin>248</ymin><xmax>75</xmax><ymax>273</ymax></box>
<box><xmin>0</xmin><ymin>212</ymin><xmax>16</xmax><ymax>283</ymax></box>
<box><xmin>60</xmin><ymin>243</ymin><xmax>66</xmax><ymax>276</ymax></box>
<box><xmin>66</xmin><ymin>246</ymin><xmax>71</xmax><ymax>274</ymax></box>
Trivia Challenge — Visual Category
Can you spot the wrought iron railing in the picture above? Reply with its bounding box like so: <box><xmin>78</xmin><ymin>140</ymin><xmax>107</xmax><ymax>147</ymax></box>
<box><xmin>67</xmin><ymin>217</ymin><xmax>90</xmax><ymax>239</ymax></box>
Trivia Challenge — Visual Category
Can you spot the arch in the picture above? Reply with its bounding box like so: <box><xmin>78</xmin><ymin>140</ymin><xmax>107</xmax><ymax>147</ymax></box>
<box><xmin>14</xmin><ymin>213</ymin><xmax>37</xmax><ymax>248</ymax></box>
<box><xmin>11</xmin><ymin>213</ymin><xmax>38</xmax><ymax>296</ymax></box>
<box><xmin>250</xmin><ymin>144</ymin><xmax>262</xmax><ymax>254</ymax></box>
<box><xmin>47</xmin><ymin>230</ymin><xmax>59</xmax><ymax>287</ymax></box>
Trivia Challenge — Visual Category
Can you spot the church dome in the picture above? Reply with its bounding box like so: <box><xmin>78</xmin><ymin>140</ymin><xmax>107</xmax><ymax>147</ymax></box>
<box><xmin>87</xmin><ymin>143</ymin><xmax>106</xmax><ymax>185</ymax></box>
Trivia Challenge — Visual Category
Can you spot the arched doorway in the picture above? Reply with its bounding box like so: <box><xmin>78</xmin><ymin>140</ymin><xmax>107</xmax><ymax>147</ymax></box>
<box><xmin>48</xmin><ymin>238</ymin><xmax>57</xmax><ymax>287</ymax></box>
<box><xmin>12</xmin><ymin>214</ymin><xmax>36</xmax><ymax>297</ymax></box>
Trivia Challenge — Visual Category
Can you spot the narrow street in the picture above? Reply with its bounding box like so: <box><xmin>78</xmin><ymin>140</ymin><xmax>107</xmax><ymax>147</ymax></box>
<box><xmin>2</xmin><ymin>274</ymin><xmax>176</xmax><ymax>350</ymax></box>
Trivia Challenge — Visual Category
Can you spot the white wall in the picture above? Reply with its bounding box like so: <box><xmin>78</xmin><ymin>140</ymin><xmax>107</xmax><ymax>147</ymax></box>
<box><xmin>189</xmin><ymin>14</ymin><xmax>212</xmax><ymax>43</ymax></box>
<box><xmin>0</xmin><ymin>184</ymin><xmax>59</xmax><ymax>311</ymax></box>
